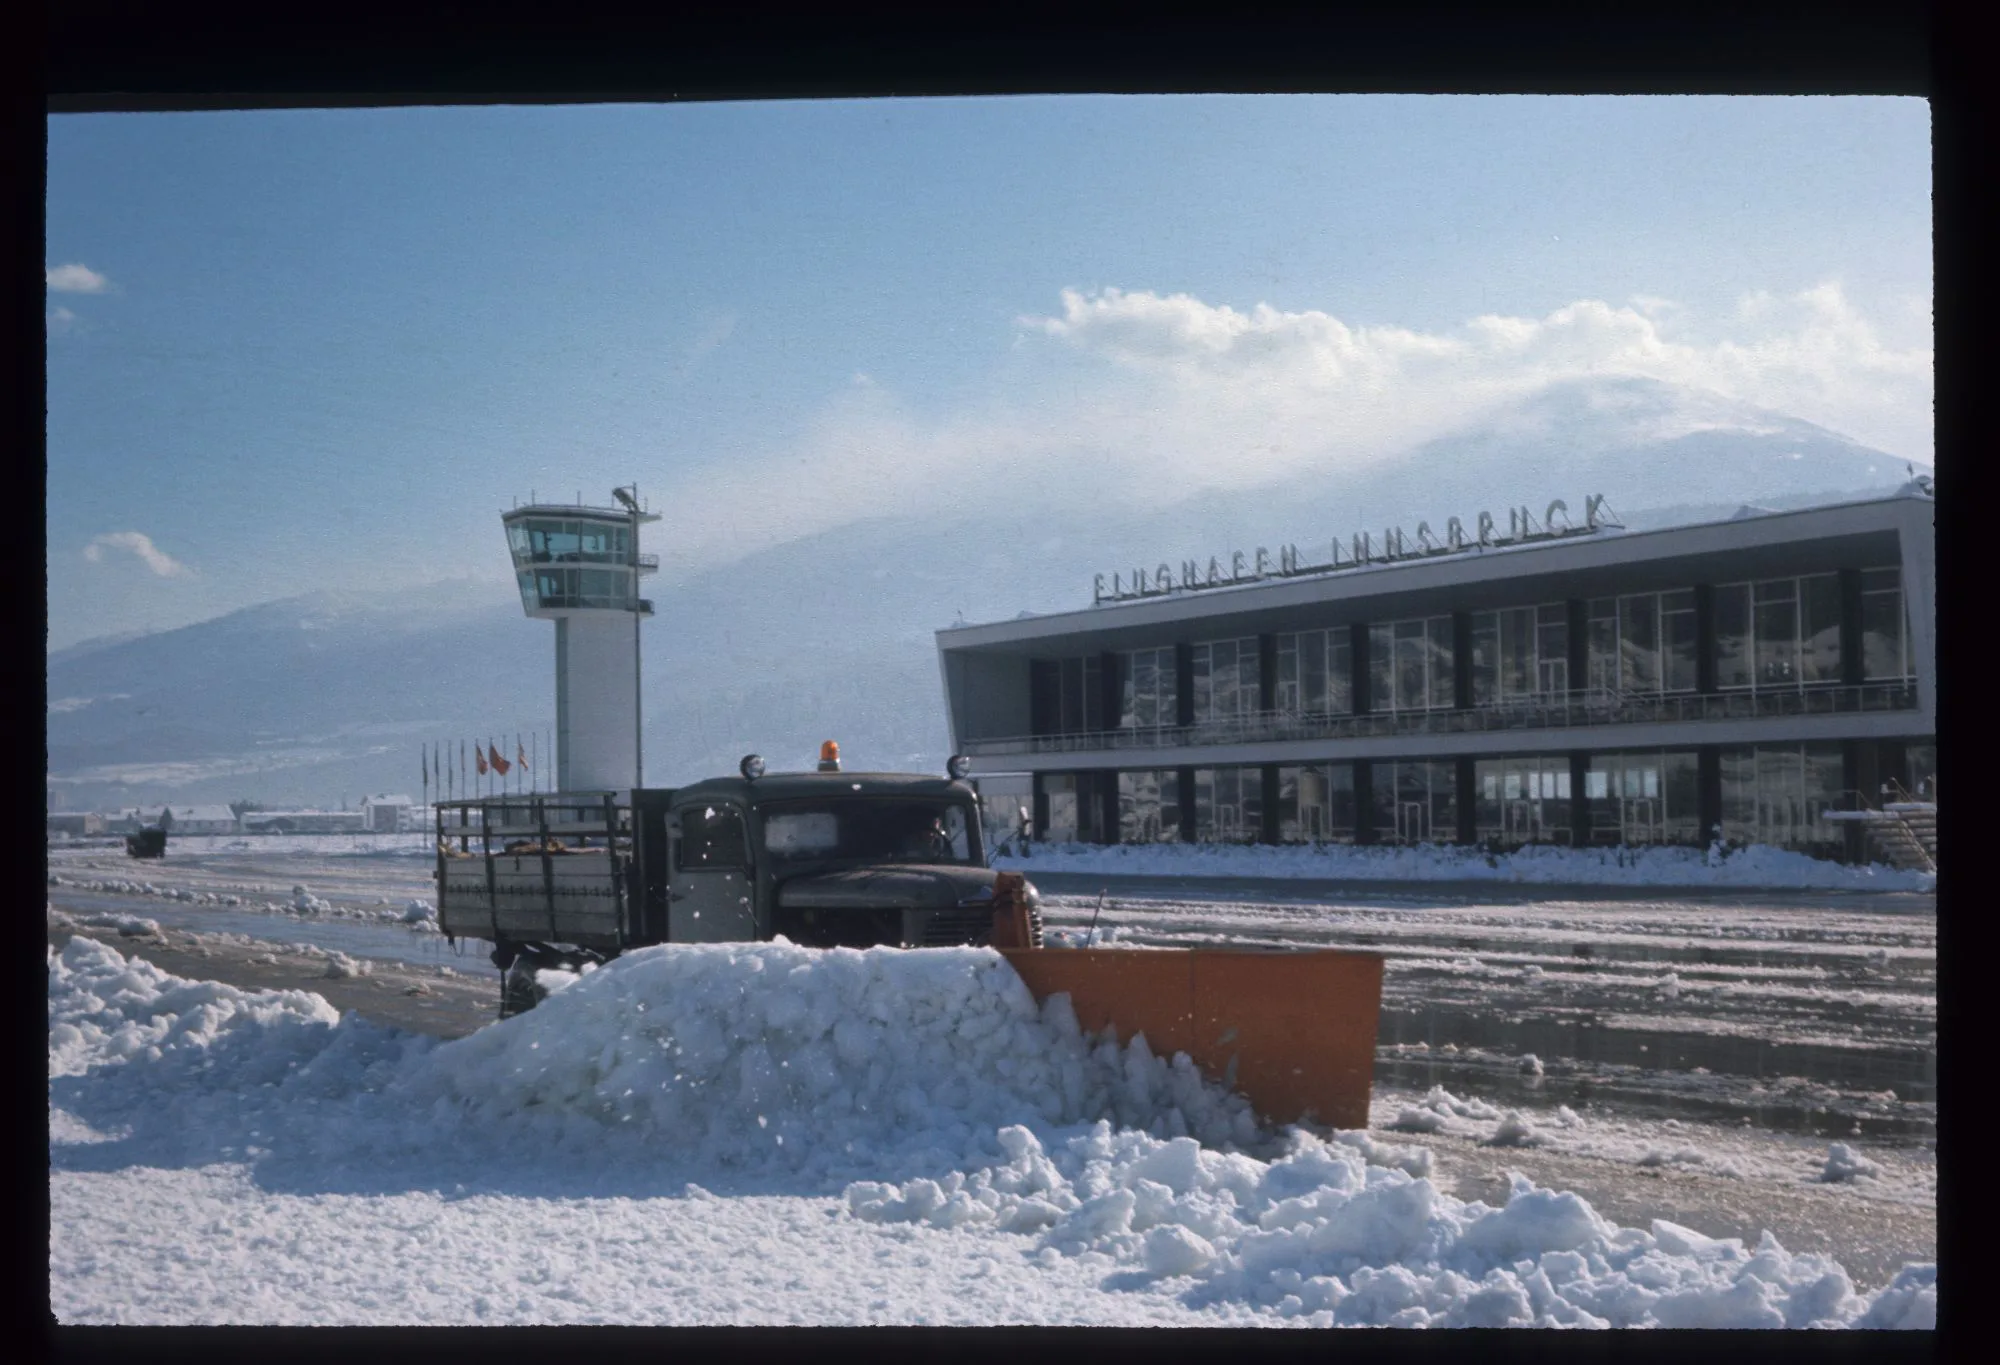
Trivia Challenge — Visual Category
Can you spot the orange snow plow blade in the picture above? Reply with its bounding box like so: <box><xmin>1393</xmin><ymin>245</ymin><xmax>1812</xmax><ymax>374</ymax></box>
<box><xmin>998</xmin><ymin>947</ymin><xmax>1385</xmax><ymax>1130</ymax></box>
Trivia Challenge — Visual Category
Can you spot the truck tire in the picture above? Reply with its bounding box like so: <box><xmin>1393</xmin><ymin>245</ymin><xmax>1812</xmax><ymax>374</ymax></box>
<box><xmin>499</xmin><ymin>958</ymin><xmax>547</xmax><ymax>1019</ymax></box>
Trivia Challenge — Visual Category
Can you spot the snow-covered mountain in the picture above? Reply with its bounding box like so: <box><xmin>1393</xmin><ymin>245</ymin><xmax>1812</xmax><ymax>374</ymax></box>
<box><xmin>46</xmin><ymin>378</ymin><xmax>1924</xmax><ymax>809</ymax></box>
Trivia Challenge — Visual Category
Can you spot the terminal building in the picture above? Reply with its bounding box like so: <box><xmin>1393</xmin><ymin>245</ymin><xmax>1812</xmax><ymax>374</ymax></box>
<box><xmin>935</xmin><ymin>487</ymin><xmax>1935</xmax><ymax>861</ymax></box>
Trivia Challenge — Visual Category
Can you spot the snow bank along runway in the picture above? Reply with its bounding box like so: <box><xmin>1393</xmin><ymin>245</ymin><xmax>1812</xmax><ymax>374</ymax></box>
<box><xmin>49</xmin><ymin>934</ymin><xmax>1935</xmax><ymax>1326</ymax></box>
<box><xmin>45</xmin><ymin>840</ymin><xmax>1938</xmax><ymax>1141</ymax></box>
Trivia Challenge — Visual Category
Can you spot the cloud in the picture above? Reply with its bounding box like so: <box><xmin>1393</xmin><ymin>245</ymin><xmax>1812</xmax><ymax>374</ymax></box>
<box><xmin>643</xmin><ymin>282</ymin><xmax>1930</xmax><ymax>574</ymax></box>
<box><xmin>1030</xmin><ymin>282</ymin><xmax>1931</xmax><ymax>463</ymax></box>
<box><xmin>47</xmin><ymin>306</ymin><xmax>79</xmax><ymax>333</ymax></box>
<box><xmin>46</xmin><ymin>263</ymin><xmax>110</xmax><ymax>294</ymax></box>
<box><xmin>83</xmin><ymin>532</ymin><xmax>193</xmax><ymax>578</ymax></box>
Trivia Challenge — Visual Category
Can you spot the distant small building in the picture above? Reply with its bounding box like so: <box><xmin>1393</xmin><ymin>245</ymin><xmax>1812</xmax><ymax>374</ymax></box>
<box><xmin>46</xmin><ymin>812</ymin><xmax>105</xmax><ymax>837</ymax></box>
<box><xmin>158</xmin><ymin>804</ymin><xmax>240</xmax><ymax>835</ymax></box>
<box><xmin>105</xmin><ymin>808</ymin><xmax>153</xmax><ymax>835</ymax></box>
<box><xmin>361</xmin><ymin>794</ymin><xmax>415</xmax><ymax>833</ymax></box>
<box><xmin>241</xmin><ymin>810</ymin><xmax>368</xmax><ymax>835</ymax></box>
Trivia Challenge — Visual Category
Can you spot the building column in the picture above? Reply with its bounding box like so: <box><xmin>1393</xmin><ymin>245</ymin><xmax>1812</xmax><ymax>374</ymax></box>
<box><xmin>1028</xmin><ymin>659</ymin><xmax>1055</xmax><ymax>736</ymax></box>
<box><xmin>1569</xmin><ymin>752</ymin><xmax>1591</xmax><ymax>847</ymax></box>
<box><xmin>1092</xmin><ymin>771</ymin><xmax>1117</xmax><ymax>845</ymax></box>
<box><xmin>1452</xmin><ymin>612</ymin><xmax>1473</xmax><ymax>709</ymax></box>
<box><xmin>1351</xmin><ymin>622</ymin><xmax>1372</xmax><ymax>714</ymax></box>
<box><xmin>1175</xmin><ymin>643</ymin><xmax>1196</xmax><ymax>728</ymax></box>
<box><xmin>1258</xmin><ymin>634</ymin><xmax>1278</xmax><ymax>713</ymax></box>
<box><xmin>1566</xmin><ymin>598</ymin><xmax>1588</xmax><ymax>694</ymax></box>
<box><xmin>1261</xmin><ymin>764</ymin><xmax>1281</xmax><ymax>844</ymax></box>
<box><xmin>1877</xmin><ymin>741</ymin><xmax>1908</xmax><ymax>802</ymax></box>
<box><xmin>1842</xmin><ymin>739</ymin><xmax>1875</xmax><ymax>862</ymax></box>
<box><xmin>1032</xmin><ymin>780</ymin><xmax>1050</xmax><ymax>845</ymax></box>
<box><xmin>1177</xmin><ymin>766</ymin><xmax>1198</xmax><ymax>842</ymax></box>
<box><xmin>1354</xmin><ymin>759</ymin><xmax>1376</xmax><ymax>844</ymax></box>
<box><xmin>1694</xmin><ymin>585</ymin><xmax>1717</xmax><ymax>694</ymax></box>
<box><xmin>1455</xmin><ymin>757</ymin><xmax>1476</xmax><ymax>844</ymax></box>
<box><xmin>1838</xmin><ymin>569</ymin><xmax>1864</xmax><ymax>688</ymax></box>
<box><xmin>1099</xmin><ymin>651</ymin><xmax>1123</xmax><ymax>732</ymax></box>
<box><xmin>1697</xmin><ymin>747</ymin><xmax>1722</xmax><ymax>845</ymax></box>
<box><xmin>1900</xmin><ymin>507</ymin><xmax>1936</xmax><ymax>718</ymax></box>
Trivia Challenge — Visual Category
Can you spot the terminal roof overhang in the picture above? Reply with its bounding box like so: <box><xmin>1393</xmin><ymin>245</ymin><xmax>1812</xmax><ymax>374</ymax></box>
<box><xmin>936</xmin><ymin>493</ymin><xmax>1929</xmax><ymax>657</ymax></box>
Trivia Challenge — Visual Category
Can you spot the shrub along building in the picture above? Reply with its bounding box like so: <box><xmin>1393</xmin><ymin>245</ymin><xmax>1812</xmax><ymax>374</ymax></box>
<box><xmin>935</xmin><ymin>487</ymin><xmax>1935</xmax><ymax>861</ymax></box>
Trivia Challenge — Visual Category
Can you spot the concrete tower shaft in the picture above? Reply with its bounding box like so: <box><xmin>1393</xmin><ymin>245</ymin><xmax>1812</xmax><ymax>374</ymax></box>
<box><xmin>502</xmin><ymin>493</ymin><xmax>659</xmax><ymax>793</ymax></box>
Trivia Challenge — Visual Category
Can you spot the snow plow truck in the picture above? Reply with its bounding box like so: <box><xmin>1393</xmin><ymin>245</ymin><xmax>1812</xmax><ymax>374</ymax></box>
<box><xmin>436</xmin><ymin>746</ymin><xmax>1385</xmax><ymax>1128</ymax></box>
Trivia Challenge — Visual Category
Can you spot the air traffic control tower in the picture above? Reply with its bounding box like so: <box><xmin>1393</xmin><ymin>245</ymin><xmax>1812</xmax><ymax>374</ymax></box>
<box><xmin>502</xmin><ymin>489</ymin><xmax>659</xmax><ymax>792</ymax></box>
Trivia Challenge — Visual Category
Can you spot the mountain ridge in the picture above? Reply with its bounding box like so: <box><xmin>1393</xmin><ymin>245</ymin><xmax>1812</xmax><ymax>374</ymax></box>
<box><xmin>46</xmin><ymin>377</ymin><xmax>1923</xmax><ymax>808</ymax></box>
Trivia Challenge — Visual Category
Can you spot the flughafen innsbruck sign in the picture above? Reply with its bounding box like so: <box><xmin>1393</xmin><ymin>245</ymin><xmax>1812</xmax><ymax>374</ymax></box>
<box><xmin>1091</xmin><ymin>494</ymin><xmax>1621</xmax><ymax>606</ymax></box>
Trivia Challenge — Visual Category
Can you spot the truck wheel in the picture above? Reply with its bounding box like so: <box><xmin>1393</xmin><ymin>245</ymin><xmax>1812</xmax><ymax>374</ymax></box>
<box><xmin>498</xmin><ymin>958</ymin><xmax>547</xmax><ymax>1019</ymax></box>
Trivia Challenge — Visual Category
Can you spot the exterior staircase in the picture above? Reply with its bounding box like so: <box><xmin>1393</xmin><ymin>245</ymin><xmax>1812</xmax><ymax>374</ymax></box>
<box><xmin>1872</xmin><ymin>802</ymin><xmax>1937</xmax><ymax>874</ymax></box>
<box><xmin>1822</xmin><ymin>786</ymin><xmax>1938</xmax><ymax>875</ymax></box>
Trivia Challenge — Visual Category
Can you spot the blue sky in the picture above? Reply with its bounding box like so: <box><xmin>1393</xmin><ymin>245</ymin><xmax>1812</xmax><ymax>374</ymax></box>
<box><xmin>46</xmin><ymin>96</ymin><xmax>1932</xmax><ymax>652</ymax></box>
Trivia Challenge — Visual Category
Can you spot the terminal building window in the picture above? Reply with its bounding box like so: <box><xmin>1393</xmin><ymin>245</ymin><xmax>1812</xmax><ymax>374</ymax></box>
<box><xmin>1719</xmin><ymin>743</ymin><xmax>1844</xmax><ymax>854</ymax></box>
<box><xmin>1860</xmin><ymin>567</ymin><xmax>1913</xmax><ymax>681</ymax></box>
<box><xmin>1192</xmin><ymin>638</ymin><xmax>1261</xmax><ymax>723</ymax></box>
<box><xmin>1118</xmin><ymin>769</ymin><xmax>1181</xmax><ymax>843</ymax></box>
<box><xmin>1469</xmin><ymin>604</ymin><xmax>1569</xmax><ymax>705</ymax></box>
<box><xmin>1473</xmin><ymin>756</ymin><xmax>1572</xmax><ymax>847</ymax></box>
<box><xmin>1713</xmin><ymin>574</ymin><xmax>1842</xmax><ymax>691</ymax></box>
<box><xmin>1193</xmin><ymin>766</ymin><xmax>1262</xmax><ymax>843</ymax></box>
<box><xmin>1585</xmin><ymin>751</ymin><xmax>1699</xmax><ymax>847</ymax></box>
<box><xmin>1278</xmin><ymin>764</ymin><xmax>1356</xmax><ymax>843</ymax></box>
<box><xmin>1905</xmin><ymin>742</ymin><xmax>1936</xmax><ymax>800</ymax></box>
<box><xmin>1120</xmin><ymin>647</ymin><xmax>1177</xmax><ymax>729</ymax></box>
<box><xmin>1371</xmin><ymin>760</ymin><xmax>1457</xmax><ymax>844</ymax></box>
<box><xmin>1038</xmin><ymin>774</ymin><xmax>1078</xmax><ymax>843</ymax></box>
<box><xmin>1586</xmin><ymin>590</ymin><xmax>1697</xmax><ymax>694</ymax></box>
<box><xmin>1030</xmin><ymin>656</ymin><xmax>1103</xmax><ymax>735</ymax></box>
<box><xmin>1275</xmin><ymin>629</ymin><xmax>1352</xmax><ymax>715</ymax></box>
<box><xmin>1368</xmin><ymin>617</ymin><xmax>1454</xmax><ymax>713</ymax></box>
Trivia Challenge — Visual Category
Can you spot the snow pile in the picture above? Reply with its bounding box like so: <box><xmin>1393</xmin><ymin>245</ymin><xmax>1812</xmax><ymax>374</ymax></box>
<box><xmin>321</xmin><ymin>951</ymin><xmax>371</xmax><ymax>980</ymax></box>
<box><xmin>996</xmin><ymin>841</ymin><xmax>1934</xmax><ymax>891</ymax></box>
<box><xmin>48</xmin><ymin>873</ymin><xmax>248</xmax><ymax>906</ymax></box>
<box><xmin>1821</xmin><ymin>1143</ymin><xmax>1884</xmax><ymax>1183</ymax></box>
<box><xmin>49</xmin><ymin>936</ymin><xmax>1261</xmax><ymax>1183</ymax></box>
<box><xmin>1390</xmin><ymin>1085</ymin><xmax>1503</xmax><ymax>1133</ymax></box>
<box><xmin>50</xmin><ymin>907</ymin><xmax>163</xmax><ymax>939</ymax></box>
<box><xmin>290</xmin><ymin>885</ymin><xmax>333</xmax><ymax>915</ymax></box>
<box><xmin>48</xmin><ymin>936</ymin><xmax>345</xmax><ymax>1082</ymax></box>
<box><xmin>402</xmin><ymin>942</ymin><xmax>1263</xmax><ymax>1175</ymax></box>
<box><xmin>48</xmin><ymin>940</ymin><xmax>1935</xmax><ymax>1327</ymax></box>
<box><xmin>845</xmin><ymin>1127</ymin><xmax>1920</xmax><ymax>1328</ymax></box>
<box><xmin>400</xmin><ymin>899</ymin><xmax>436</xmax><ymax>927</ymax></box>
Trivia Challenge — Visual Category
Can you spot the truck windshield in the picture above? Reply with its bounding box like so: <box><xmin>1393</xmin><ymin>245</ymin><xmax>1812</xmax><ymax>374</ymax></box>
<box><xmin>759</xmin><ymin>799</ymin><xmax>974</xmax><ymax>867</ymax></box>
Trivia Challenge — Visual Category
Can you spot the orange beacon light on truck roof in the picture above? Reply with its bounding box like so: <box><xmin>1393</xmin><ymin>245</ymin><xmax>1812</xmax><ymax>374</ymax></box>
<box><xmin>818</xmin><ymin>741</ymin><xmax>840</xmax><ymax>772</ymax></box>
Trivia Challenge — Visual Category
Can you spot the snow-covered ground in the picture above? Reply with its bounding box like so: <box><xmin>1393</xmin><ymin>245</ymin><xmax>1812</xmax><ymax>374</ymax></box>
<box><xmin>997</xmin><ymin>840</ymin><xmax>1935</xmax><ymax>892</ymax></box>
<box><xmin>49</xmin><ymin>935</ymin><xmax>1934</xmax><ymax>1326</ymax></box>
<box><xmin>55</xmin><ymin>829</ymin><xmax>1936</xmax><ymax>889</ymax></box>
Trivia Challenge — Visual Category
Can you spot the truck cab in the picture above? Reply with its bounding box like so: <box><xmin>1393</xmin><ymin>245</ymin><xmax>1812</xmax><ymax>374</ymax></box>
<box><xmin>435</xmin><ymin>760</ymin><xmax>1043</xmax><ymax>1015</ymax></box>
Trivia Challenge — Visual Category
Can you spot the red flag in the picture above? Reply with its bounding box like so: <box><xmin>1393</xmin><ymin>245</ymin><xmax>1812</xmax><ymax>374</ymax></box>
<box><xmin>489</xmin><ymin>742</ymin><xmax>510</xmax><ymax>776</ymax></box>
<box><xmin>475</xmin><ymin>744</ymin><xmax>488</xmax><ymax>776</ymax></box>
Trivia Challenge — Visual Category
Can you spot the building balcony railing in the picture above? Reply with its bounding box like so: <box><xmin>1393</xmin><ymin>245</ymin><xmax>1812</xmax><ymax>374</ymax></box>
<box><xmin>959</xmin><ymin>681</ymin><xmax>1921</xmax><ymax>759</ymax></box>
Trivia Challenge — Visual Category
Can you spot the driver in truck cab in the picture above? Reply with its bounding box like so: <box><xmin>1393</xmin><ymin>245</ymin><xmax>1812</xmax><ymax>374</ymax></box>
<box><xmin>902</xmin><ymin>813</ymin><xmax>956</xmax><ymax>862</ymax></box>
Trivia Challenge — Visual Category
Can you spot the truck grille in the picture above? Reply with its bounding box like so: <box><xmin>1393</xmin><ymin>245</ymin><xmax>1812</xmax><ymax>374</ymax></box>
<box><xmin>912</xmin><ymin>904</ymin><xmax>1044</xmax><ymax>948</ymax></box>
<box><xmin>915</xmin><ymin>906</ymin><xmax>994</xmax><ymax>946</ymax></box>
